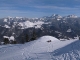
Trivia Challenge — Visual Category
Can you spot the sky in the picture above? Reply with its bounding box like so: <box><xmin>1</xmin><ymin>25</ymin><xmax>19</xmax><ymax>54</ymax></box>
<box><xmin>0</xmin><ymin>0</ymin><xmax>80</xmax><ymax>18</ymax></box>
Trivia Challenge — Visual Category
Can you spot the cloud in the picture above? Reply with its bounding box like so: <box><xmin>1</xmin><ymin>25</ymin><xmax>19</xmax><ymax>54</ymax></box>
<box><xmin>75</xmin><ymin>0</ymin><xmax>80</xmax><ymax>1</ymax></box>
<box><xmin>0</xmin><ymin>9</ymin><xmax>49</xmax><ymax>18</ymax></box>
<box><xmin>0</xmin><ymin>7</ymin><xmax>16</xmax><ymax>10</ymax></box>
<box><xmin>33</xmin><ymin>6</ymin><xmax>79</xmax><ymax>10</ymax></box>
<box><xmin>0</xmin><ymin>0</ymin><xmax>35</xmax><ymax>7</ymax></box>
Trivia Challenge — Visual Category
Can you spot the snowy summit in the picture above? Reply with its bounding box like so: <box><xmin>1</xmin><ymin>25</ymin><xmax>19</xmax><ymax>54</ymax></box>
<box><xmin>38</xmin><ymin>36</ymin><xmax>59</xmax><ymax>42</ymax></box>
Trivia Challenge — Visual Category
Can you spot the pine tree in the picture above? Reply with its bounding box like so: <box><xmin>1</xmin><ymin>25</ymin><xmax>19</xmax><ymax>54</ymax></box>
<box><xmin>13</xmin><ymin>40</ymin><xmax>17</xmax><ymax>44</ymax></box>
<box><xmin>4</xmin><ymin>38</ymin><xmax>9</xmax><ymax>44</ymax></box>
<box><xmin>21</xmin><ymin>39</ymin><xmax>25</xmax><ymax>44</ymax></box>
<box><xmin>21</xmin><ymin>36</ymin><xmax>25</xmax><ymax>44</ymax></box>
<box><xmin>25</xmin><ymin>34</ymin><xmax>29</xmax><ymax>42</ymax></box>
<box><xmin>9</xmin><ymin>40</ymin><xmax>14</xmax><ymax>44</ymax></box>
<box><xmin>9</xmin><ymin>40</ymin><xmax>17</xmax><ymax>44</ymax></box>
<box><xmin>31</xmin><ymin>30</ymin><xmax>37</xmax><ymax>40</ymax></box>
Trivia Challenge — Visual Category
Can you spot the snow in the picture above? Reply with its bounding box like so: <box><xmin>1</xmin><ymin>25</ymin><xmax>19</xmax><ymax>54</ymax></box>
<box><xmin>34</xmin><ymin>21</ymin><xmax>44</xmax><ymax>28</ymax></box>
<box><xmin>4</xmin><ymin>19</ymin><xmax>8</xmax><ymax>22</ymax></box>
<box><xmin>0</xmin><ymin>42</ymin><xmax>4</xmax><ymax>45</ymax></box>
<box><xmin>57</xmin><ymin>18</ymin><xmax>61</xmax><ymax>20</ymax></box>
<box><xmin>67</xmin><ymin>29</ymin><xmax>72</xmax><ymax>32</ymax></box>
<box><xmin>24</xmin><ymin>21</ymin><xmax>34</xmax><ymax>28</ymax></box>
<box><xmin>18</xmin><ymin>21</ymin><xmax>44</xmax><ymax>29</ymax></box>
<box><xmin>0</xmin><ymin>36</ymin><xmax>79</xmax><ymax>60</ymax></box>
<box><xmin>3</xmin><ymin>36</ymin><xmax>9</xmax><ymax>39</ymax></box>
<box><xmin>3</xmin><ymin>36</ymin><xmax>15</xmax><ymax>41</ymax></box>
<box><xmin>9</xmin><ymin>36</ymin><xmax>15</xmax><ymax>41</ymax></box>
<box><xmin>18</xmin><ymin>23</ymin><xmax>24</xmax><ymax>27</ymax></box>
<box><xmin>4</xmin><ymin>24</ymin><xmax>10</xmax><ymax>28</ymax></box>
<box><xmin>15</xmin><ymin>17</ymin><xmax>22</xmax><ymax>19</ymax></box>
<box><xmin>38</xmin><ymin>36</ymin><xmax>58</xmax><ymax>42</ymax></box>
<box><xmin>67</xmin><ymin>15</ymin><xmax>78</xmax><ymax>18</ymax></box>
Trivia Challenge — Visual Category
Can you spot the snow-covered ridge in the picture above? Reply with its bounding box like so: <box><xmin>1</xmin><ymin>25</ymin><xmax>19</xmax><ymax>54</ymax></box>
<box><xmin>38</xmin><ymin>36</ymin><xmax>59</xmax><ymax>42</ymax></box>
<box><xmin>3</xmin><ymin>14</ymin><xmax>78</xmax><ymax>21</ymax></box>
<box><xmin>4</xmin><ymin>19</ymin><xmax>8</xmax><ymax>22</ymax></box>
<box><xmin>67</xmin><ymin>15</ymin><xmax>78</xmax><ymax>18</ymax></box>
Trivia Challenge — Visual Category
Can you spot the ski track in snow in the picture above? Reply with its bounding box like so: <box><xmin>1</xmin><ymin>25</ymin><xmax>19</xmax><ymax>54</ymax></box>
<box><xmin>0</xmin><ymin>36</ymin><xmax>79</xmax><ymax>60</ymax></box>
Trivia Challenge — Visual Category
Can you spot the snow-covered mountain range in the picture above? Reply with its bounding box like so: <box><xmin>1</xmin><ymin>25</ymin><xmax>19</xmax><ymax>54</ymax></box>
<box><xmin>0</xmin><ymin>14</ymin><xmax>80</xmax><ymax>43</ymax></box>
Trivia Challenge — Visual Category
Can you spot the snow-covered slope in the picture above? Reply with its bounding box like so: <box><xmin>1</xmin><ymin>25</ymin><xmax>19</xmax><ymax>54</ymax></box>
<box><xmin>0</xmin><ymin>36</ymin><xmax>79</xmax><ymax>60</ymax></box>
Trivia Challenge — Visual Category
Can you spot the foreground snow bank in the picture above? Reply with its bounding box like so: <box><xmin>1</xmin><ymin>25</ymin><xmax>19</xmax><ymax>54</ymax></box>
<box><xmin>0</xmin><ymin>36</ymin><xmax>79</xmax><ymax>60</ymax></box>
<box><xmin>52</xmin><ymin>40</ymin><xmax>80</xmax><ymax>60</ymax></box>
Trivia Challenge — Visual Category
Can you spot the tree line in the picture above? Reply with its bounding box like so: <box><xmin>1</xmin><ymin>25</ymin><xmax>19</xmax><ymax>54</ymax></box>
<box><xmin>2</xmin><ymin>30</ymin><xmax>37</xmax><ymax>44</ymax></box>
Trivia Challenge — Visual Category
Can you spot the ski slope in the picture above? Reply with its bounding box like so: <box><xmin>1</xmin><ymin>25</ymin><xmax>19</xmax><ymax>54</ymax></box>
<box><xmin>0</xmin><ymin>36</ymin><xmax>79</xmax><ymax>60</ymax></box>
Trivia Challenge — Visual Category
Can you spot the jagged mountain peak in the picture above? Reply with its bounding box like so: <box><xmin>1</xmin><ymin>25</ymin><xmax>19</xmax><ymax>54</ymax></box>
<box><xmin>67</xmin><ymin>14</ymin><xmax>78</xmax><ymax>18</ymax></box>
